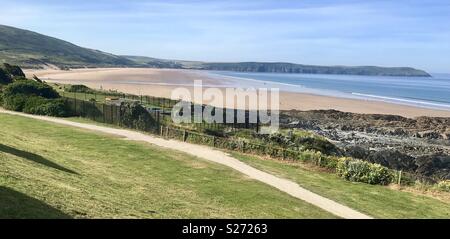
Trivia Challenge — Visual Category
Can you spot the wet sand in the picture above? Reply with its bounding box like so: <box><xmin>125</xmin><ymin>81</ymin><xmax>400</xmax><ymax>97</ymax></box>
<box><xmin>25</xmin><ymin>68</ymin><xmax>450</xmax><ymax>118</ymax></box>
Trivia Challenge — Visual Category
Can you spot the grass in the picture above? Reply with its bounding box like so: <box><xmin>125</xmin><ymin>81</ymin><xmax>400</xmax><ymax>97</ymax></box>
<box><xmin>231</xmin><ymin>153</ymin><xmax>450</xmax><ymax>218</ymax></box>
<box><xmin>0</xmin><ymin>113</ymin><xmax>336</xmax><ymax>219</ymax></box>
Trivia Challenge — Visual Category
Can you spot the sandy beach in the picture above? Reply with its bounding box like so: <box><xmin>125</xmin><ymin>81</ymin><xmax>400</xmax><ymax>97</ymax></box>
<box><xmin>25</xmin><ymin>68</ymin><xmax>450</xmax><ymax>118</ymax></box>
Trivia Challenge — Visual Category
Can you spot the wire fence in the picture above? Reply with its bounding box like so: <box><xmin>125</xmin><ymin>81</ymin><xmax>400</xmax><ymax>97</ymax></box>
<box><xmin>63</xmin><ymin>91</ymin><xmax>262</xmax><ymax>133</ymax></box>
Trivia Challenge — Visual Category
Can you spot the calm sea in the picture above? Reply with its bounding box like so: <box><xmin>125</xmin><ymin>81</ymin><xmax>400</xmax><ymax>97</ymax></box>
<box><xmin>209</xmin><ymin>71</ymin><xmax>450</xmax><ymax>111</ymax></box>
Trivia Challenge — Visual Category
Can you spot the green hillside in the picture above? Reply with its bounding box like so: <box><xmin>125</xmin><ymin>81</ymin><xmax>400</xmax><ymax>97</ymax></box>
<box><xmin>0</xmin><ymin>113</ymin><xmax>335</xmax><ymax>219</ymax></box>
<box><xmin>0</xmin><ymin>25</ymin><xmax>135</xmax><ymax>69</ymax></box>
<box><xmin>0</xmin><ymin>24</ymin><xmax>431</xmax><ymax>76</ymax></box>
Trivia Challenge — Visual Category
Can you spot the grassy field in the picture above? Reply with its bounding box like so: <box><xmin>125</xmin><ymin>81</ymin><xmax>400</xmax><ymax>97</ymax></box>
<box><xmin>0</xmin><ymin>113</ymin><xmax>336</xmax><ymax>219</ymax></box>
<box><xmin>232</xmin><ymin>153</ymin><xmax>450</xmax><ymax>219</ymax></box>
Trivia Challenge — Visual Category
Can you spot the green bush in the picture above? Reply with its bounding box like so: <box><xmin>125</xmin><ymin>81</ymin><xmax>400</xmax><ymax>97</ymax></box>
<box><xmin>3</xmin><ymin>80</ymin><xmax>60</xmax><ymax>99</ymax></box>
<box><xmin>436</xmin><ymin>180</ymin><xmax>450</xmax><ymax>192</ymax></box>
<box><xmin>1</xmin><ymin>79</ymin><xmax>70</xmax><ymax>117</ymax></box>
<box><xmin>119</xmin><ymin>102</ymin><xmax>156</xmax><ymax>130</ymax></box>
<box><xmin>2</xmin><ymin>94</ymin><xmax>28</xmax><ymax>111</ymax></box>
<box><xmin>23</xmin><ymin>97</ymin><xmax>70</xmax><ymax>117</ymax></box>
<box><xmin>66</xmin><ymin>84</ymin><xmax>93</xmax><ymax>93</ymax></box>
<box><xmin>336</xmin><ymin>158</ymin><xmax>393</xmax><ymax>185</ymax></box>
<box><xmin>254</xmin><ymin>130</ymin><xmax>341</xmax><ymax>156</ymax></box>
<box><xmin>320</xmin><ymin>156</ymin><xmax>339</xmax><ymax>170</ymax></box>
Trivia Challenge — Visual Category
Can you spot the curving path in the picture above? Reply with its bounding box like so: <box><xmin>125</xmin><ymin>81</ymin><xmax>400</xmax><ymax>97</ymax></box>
<box><xmin>0</xmin><ymin>109</ymin><xmax>372</xmax><ymax>219</ymax></box>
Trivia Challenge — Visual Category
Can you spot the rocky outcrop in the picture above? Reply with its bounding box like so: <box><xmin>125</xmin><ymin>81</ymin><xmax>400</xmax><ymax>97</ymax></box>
<box><xmin>281</xmin><ymin>109</ymin><xmax>450</xmax><ymax>179</ymax></box>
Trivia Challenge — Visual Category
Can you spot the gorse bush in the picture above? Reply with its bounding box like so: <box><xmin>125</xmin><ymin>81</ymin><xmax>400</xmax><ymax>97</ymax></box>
<box><xmin>336</xmin><ymin>158</ymin><xmax>393</xmax><ymax>185</ymax></box>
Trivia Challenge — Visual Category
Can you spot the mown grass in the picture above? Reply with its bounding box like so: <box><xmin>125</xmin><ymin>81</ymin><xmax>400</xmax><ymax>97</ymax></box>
<box><xmin>0</xmin><ymin>113</ymin><xmax>336</xmax><ymax>219</ymax></box>
<box><xmin>231</xmin><ymin>153</ymin><xmax>450</xmax><ymax>219</ymax></box>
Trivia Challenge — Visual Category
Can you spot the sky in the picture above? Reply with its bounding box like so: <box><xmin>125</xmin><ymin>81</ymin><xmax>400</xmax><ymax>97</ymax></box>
<box><xmin>0</xmin><ymin>0</ymin><xmax>449</xmax><ymax>73</ymax></box>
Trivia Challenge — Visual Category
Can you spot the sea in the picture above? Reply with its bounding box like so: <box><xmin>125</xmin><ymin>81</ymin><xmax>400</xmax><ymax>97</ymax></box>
<box><xmin>209</xmin><ymin>71</ymin><xmax>450</xmax><ymax>111</ymax></box>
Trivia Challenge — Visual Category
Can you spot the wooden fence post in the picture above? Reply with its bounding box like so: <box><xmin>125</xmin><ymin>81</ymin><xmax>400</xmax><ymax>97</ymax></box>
<box><xmin>398</xmin><ymin>170</ymin><xmax>403</xmax><ymax>185</ymax></box>
<box><xmin>110</xmin><ymin>104</ymin><xmax>114</xmax><ymax>124</ymax></box>
<box><xmin>102</xmin><ymin>104</ymin><xmax>106</xmax><ymax>123</ymax></box>
<box><xmin>183</xmin><ymin>130</ymin><xmax>187</xmax><ymax>142</ymax></box>
<box><xmin>160</xmin><ymin>125</ymin><xmax>164</xmax><ymax>136</ymax></box>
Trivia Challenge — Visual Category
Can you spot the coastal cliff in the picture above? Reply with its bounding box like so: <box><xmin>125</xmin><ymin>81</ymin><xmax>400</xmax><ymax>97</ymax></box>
<box><xmin>197</xmin><ymin>62</ymin><xmax>431</xmax><ymax>77</ymax></box>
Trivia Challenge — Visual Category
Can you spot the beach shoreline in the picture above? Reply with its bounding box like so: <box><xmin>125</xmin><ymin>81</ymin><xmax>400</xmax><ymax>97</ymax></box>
<box><xmin>25</xmin><ymin>68</ymin><xmax>450</xmax><ymax>118</ymax></box>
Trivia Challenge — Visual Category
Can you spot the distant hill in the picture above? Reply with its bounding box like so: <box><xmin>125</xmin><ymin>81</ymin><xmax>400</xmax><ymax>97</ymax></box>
<box><xmin>0</xmin><ymin>24</ymin><xmax>431</xmax><ymax>77</ymax></box>
<box><xmin>123</xmin><ymin>56</ymin><xmax>431</xmax><ymax>77</ymax></box>
<box><xmin>0</xmin><ymin>25</ymin><xmax>135</xmax><ymax>68</ymax></box>
<box><xmin>196</xmin><ymin>62</ymin><xmax>431</xmax><ymax>77</ymax></box>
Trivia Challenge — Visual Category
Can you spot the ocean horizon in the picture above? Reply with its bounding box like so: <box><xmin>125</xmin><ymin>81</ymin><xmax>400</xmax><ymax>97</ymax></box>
<box><xmin>210</xmin><ymin>71</ymin><xmax>450</xmax><ymax>111</ymax></box>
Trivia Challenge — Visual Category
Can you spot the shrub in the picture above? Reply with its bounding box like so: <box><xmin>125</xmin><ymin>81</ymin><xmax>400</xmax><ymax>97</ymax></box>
<box><xmin>1</xmin><ymin>79</ymin><xmax>70</xmax><ymax>117</ymax></box>
<box><xmin>66</xmin><ymin>84</ymin><xmax>93</xmax><ymax>93</ymax></box>
<box><xmin>3</xmin><ymin>80</ymin><xmax>60</xmax><ymax>99</ymax></box>
<box><xmin>297</xmin><ymin>137</ymin><xmax>341</xmax><ymax>156</ymax></box>
<box><xmin>23</xmin><ymin>97</ymin><xmax>70</xmax><ymax>117</ymax></box>
<box><xmin>436</xmin><ymin>180</ymin><xmax>450</xmax><ymax>192</ymax></box>
<box><xmin>2</xmin><ymin>94</ymin><xmax>28</xmax><ymax>111</ymax></box>
<box><xmin>336</xmin><ymin>158</ymin><xmax>393</xmax><ymax>185</ymax></box>
<box><xmin>257</xmin><ymin>131</ymin><xmax>341</xmax><ymax>156</ymax></box>
<box><xmin>119</xmin><ymin>102</ymin><xmax>156</xmax><ymax>130</ymax></box>
<box><xmin>320</xmin><ymin>156</ymin><xmax>339</xmax><ymax>170</ymax></box>
<box><xmin>298</xmin><ymin>150</ymin><xmax>323</xmax><ymax>163</ymax></box>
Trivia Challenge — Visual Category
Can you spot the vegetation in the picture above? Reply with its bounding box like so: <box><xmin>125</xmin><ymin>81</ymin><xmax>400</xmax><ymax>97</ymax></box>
<box><xmin>243</xmin><ymin>130</ymin><xmax>341</xmax><ymax>155</ymax></box>
<box><xmin>336</xmin><ymin>158</ymin><xmax>393</xmax><ymax>185</ymax></box>
<box><xmin>0</xmin><ymin>113</ymin><xmax>335</xmax><ymax>219</ymax></box>
<box><xmin>0</xmin><ymin>67</ymin><xmax>71</xmax><ymax>117</ymax></box>
<box><xmin>232</xmin><ymin>153</ymin><xmax>450</xmax><ymax>218</ymax></box>
<box><xmin>436</xmin><ymin>180</ymin><xmax>450</xmax><ymax>192</ymax></box>
<box><xmin>3</xmin><ymin>80</ymin><xmax>59</xmax><ymax>99</ymax></box>
<box><xmin>0</xmin><ymin>25</ymin><xmax>135</xmax><ymax>68</ymax></box>
<box><xmin>119</xmin><ymin>102</ymin><xmax>157</xmax><ymax>131</ymax></box>
<box><xmin>65</xmin><ymin>84</ymin><xmax>94</xmax><ymax>93</ymax></box>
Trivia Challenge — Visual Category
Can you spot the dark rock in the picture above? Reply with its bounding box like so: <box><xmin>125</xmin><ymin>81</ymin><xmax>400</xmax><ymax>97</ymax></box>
<box><xmin>415</xmin><ymin>154</ymin><xmax>450</xmax><ymax>179</ymax></box>
<box><xmin>367</xmin><ymin>150</ymin><xmax>417</xmax><ymax>171</ymax></box>
<box><xmin>344</xmin><ymin>145</ymin><xmax>370</xmax><ymax>160</ymax></box>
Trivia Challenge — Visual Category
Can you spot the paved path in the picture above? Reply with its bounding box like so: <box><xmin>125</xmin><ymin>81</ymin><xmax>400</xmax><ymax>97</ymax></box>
<box><xmin>0</xmin><ymin>109</ymin><xmax>372</xmax><ymax>219</ymax></box>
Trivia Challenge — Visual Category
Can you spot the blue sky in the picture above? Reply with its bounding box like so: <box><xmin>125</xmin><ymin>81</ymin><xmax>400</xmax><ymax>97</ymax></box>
<box><xmin>1</xmin><ymin>0</ymin><xmax>449</xmax><ymax>73</ymax></box>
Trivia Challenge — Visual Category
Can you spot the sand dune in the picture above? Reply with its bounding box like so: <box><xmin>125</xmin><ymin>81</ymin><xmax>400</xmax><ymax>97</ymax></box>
<box><xmin>26</xmin><ymin>68</ymin><xmax>450</xmax><ymax>118</ymax></box>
